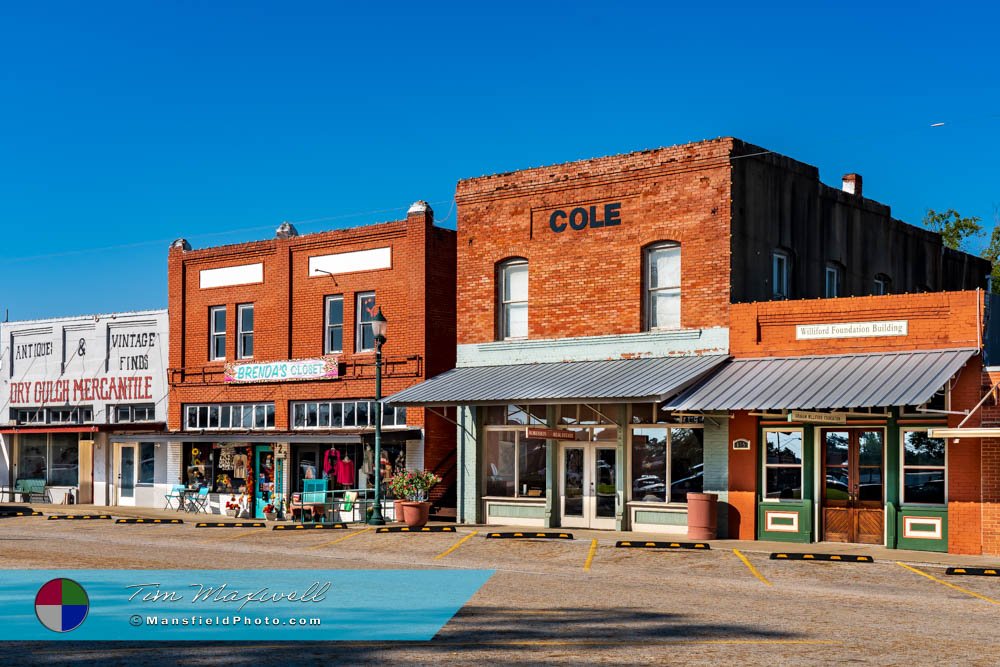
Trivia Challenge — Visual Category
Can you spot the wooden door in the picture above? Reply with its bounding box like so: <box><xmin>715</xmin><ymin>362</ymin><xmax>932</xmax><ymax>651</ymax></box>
<box><xmin>822</xmin><ymin>430</ymin><xmax>884</xmax><ymax>544</ymax></box>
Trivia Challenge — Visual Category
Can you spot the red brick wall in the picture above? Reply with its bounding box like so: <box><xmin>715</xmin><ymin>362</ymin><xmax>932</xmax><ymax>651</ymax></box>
<box><xmin>979</xmin><ymin>369</ymin><xmax>1000</xmax><ymax>555</ymax></box>
<box><xmin>947</xmin><ymin>358</ymin><xmax>983</xmax><ymax>554</ymax></box>
<box><xmin>730</xmin><ymin>291</ymin><xmax>984</xmax><ymax>358</ymax></box>
<box><xmin>167</xmin><ymin>209</ymin><xmax>457</xmax><ymax>491</ymax></box>
<box><xmin>454</xmin><ymin>138</ymin><xmax>735</xmax><ymax>344</ymax></box>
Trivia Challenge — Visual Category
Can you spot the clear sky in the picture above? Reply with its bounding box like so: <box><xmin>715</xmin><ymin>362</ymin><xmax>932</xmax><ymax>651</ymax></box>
<box><xmin>1</xmin><ymin>1</ymin><xmax>996</xmax><ymax>320</ymax></box>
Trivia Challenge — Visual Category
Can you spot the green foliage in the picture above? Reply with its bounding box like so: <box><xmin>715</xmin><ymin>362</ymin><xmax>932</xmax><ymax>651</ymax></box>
<box><xmin>386</xmin><ymin>470</ymin><xmax>442</xmax><ymax>501</ymax></box>
<box><xmin>986</xmin><ymin>208</ymin><xmax>1000</xmax><ymax>293</ymax></box>
<box><xmin>923</xmin><ymin>208</ymin><xmax>982</xmax><ymax>251</ymax></box>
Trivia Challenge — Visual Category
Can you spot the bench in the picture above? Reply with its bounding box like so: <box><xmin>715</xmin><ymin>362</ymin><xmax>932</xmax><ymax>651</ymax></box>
<box><xmin>14</xmin><ymin>479</ymin><xmax>49</xmax><ymax>503</ymax></box>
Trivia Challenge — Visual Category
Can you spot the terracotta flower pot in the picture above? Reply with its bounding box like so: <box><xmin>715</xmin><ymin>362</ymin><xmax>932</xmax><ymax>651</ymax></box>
<box><xmin>393</xmin><ymin>500</ymin><xmax>406</xmax><ymax>522</ymax></box>
<box><xmin>400</xmin><ymin>501</ymin><xmax>431</xmax><ymax>528</ymax></box>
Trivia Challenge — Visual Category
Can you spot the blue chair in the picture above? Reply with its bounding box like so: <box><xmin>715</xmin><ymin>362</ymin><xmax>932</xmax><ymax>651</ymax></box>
<box><xmin>189</xmin><ymin>487</ymin><xmax>210</xmax><ymax>514</ymax></box>
<box><xmin>163</xmin><ymin>485</ymin><xmax>185</xmax><ymax>511</ymax></box>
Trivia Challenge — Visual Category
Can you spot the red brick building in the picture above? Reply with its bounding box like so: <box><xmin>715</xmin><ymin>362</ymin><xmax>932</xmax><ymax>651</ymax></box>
<box><xmin>166</xmin><ymin>202</ymin><xmax>456</xmax><ymax>518</ymax></box>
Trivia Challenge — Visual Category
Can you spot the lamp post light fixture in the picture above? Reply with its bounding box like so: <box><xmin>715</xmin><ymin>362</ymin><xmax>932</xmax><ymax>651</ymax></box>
<box><xmin>367</xmin><ymin>307</ymin><xmax>388</xmax><ymax>526</ymax></box>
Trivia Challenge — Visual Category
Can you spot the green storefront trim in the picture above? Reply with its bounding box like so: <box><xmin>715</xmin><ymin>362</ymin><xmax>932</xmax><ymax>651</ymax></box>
<box><xmin>896</xmin><ymin>506</ymin><xmax>949</xmax><ymax>552</ymax></box>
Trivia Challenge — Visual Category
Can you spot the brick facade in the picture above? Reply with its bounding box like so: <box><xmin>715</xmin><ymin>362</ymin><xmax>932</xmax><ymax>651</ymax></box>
<box><xmin>455</xmin><ymin>138</ymin><xmax>735</xmax><ymax>344</ymax></box>
<box><xmin>167</xmin><ymin>205</ymin><xmax>457</xmax><ymax>504</ymax></box>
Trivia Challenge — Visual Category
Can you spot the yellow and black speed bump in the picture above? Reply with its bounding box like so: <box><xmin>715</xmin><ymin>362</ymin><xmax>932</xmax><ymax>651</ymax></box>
<box><xmin>946</xmin><ymin>567</ymin><xmax>1000</xmax><ymax>576</ymax></box>
<box><xmin>616</xmin><ymin>540</ymin><xmax>710</xmax><ymax>550</ymax></box>
<box><xmin>194</xmin><ymin>522</ymin><xmax>266</xmax><ymax>528</ymax></box>
<box><xmin>273</xmin><ymin>523</ymin><xmax>348</xmax><ymax>531</ymax></box>
<box><xmin>0</xmin><ymin>510</ymin><xmax>44</xmax><ymax>517</ymax></box>
<box><xmin>47</xmin><ymin>514</ymin><xmax>113</xmax><ymax>520</ymax></box>
<box><xmin>770</xmin><ymin>552</ymin><xmax>873</xmax><ymax>562</ymax></box>
<box><xmin>376</xmin><ymin>525</ymin><xmax>456</xmax><ymax>533</ymax></box>
<box><xmin>115</xmin><ymin>518</ymin><xmax>184</xmax><ymax>524</ymax></box>
<box><xmin>486</xmin><ymin>531</ymin><xmax>573</xmax><ymax>540</ymax></box>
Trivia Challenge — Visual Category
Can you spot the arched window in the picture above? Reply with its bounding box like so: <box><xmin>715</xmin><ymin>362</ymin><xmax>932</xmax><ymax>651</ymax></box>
<box><xmin>644</xmin><ymin>242</ymin><xmax>681</xmax><ymax>330</ymax></box>
<box><xmin>498</xmin><ymin>258</ymin><xmax>528</xmax><ymax>340</ymax></box>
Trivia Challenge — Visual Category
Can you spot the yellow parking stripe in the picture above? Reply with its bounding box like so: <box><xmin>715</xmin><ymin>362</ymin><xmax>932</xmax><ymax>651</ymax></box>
<box><xmin>306</xmin><ymin>526</ymin><xmax>373</xmax><ymax>550</ymax></box>
<box><xmin>583</xmin><ymin>539</ymin><xmax>598</xmax><ymax>572</ymax></box>
<box><xmin>733</xmin><ymin>549</ymin><xmax>772</xmax><ymax>586</ymax></box>
<box><xmin>212</xmin><ymin>528</ymin><xmax>270</xmax><ymax>542</ymax></box>
<box><xmin>434</xmin><ymin>530</ymin><xmax>479</xmax><ymax>560</ymax></box>
<box><xmin>896</xmin><ymin>562</ymin><xmax>1000</xmax><ymax>605</ymax></box>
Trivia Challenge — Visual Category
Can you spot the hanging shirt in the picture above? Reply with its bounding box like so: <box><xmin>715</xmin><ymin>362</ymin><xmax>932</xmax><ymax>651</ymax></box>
<box><xmin>323</xmin><ymin>448</ymin><xmax>341</xmax><ymax>476</ymax></box>
<box><xmin>335</xmin><ymin>458</ymin><xmax>356</xmax><ymax>486</ymax></box>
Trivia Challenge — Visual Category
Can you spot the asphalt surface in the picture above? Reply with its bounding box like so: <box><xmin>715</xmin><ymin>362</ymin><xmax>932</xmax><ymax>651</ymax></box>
<box><xmin>1</xmin><ymin>509</ymin><xmax>999</xmax><ymax>665</ymax></box>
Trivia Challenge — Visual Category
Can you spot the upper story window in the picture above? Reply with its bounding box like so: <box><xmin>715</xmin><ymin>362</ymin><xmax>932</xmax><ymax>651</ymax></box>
<box><xmin>824</xmin><ymin>263</ymin><xmax>842</xmax><ymax>298</ymax></box>
<box><xmin>498</xmin><ymin>259</ymin><xmax>528</xmax><ymax>340</ymax></box>
<box><xmin>184</xmin><ymin>403</ymin><xmax>275</xmax><ymax>430</ymax></box>
<box><xmin>772</xmin><ymin>250</ymin><xmax>790</xmax><ymax>300</ymax></box>
<box><xmin>209</xmin><ymin>306</ymin><xmax>226</xmax><ymax>361</ymax></box>
<box><xmin>325</xmin><ymin>295</ymin><xmax>344</xmax><ymax>354</ymax></box>
<box><xmin>115</xmin><ymin>404</ymin><xmax>156</xmax><ymax>423</ymax></box>
<box><xmin>645</xmin><ymin>242</ymin><xmax>681</xmax><ymax>330</ymax></box>
<box><xmin>874</xmin><ymin>274</ymin><xmax>891</xmax><ymax>295</ymax></box>
<box><xmin>237</xmin><ymin>303</ymin><xmax>254</xmax><ymax>359</ymax></box>
<box><xmin>355</xmin><ymin>292</ymin><xmax>377</xmax><ymax>352</ymax></box>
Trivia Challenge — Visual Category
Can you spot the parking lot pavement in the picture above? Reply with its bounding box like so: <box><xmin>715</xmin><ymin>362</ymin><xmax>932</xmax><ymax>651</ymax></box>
<box><xmin>3</xmin><ymin>511</ymin><xmax>1000</xmax><ymax>664</ymax></box>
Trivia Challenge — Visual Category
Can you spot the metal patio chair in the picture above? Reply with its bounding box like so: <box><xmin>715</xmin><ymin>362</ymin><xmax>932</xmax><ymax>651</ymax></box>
<box><xmin>163</xmin><ymin>484</ymin><xmax>186</xmax><ymax>511</ymax></box>
<box><xmin>188</xmin><ymin>486</ymin><xmax>210</xmax><ymax>514</ymax></box>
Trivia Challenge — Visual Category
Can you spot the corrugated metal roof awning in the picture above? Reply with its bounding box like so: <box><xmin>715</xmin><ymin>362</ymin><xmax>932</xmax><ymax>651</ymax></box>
<box><xmin>665</xmin><ymin>348</ymin><xmax>978</xmax><ymax>411</ymax></box>
<box><xmin>384</xmin><ymin>355</ymin><xmax>729</xmax><ymax>407</ymax></box>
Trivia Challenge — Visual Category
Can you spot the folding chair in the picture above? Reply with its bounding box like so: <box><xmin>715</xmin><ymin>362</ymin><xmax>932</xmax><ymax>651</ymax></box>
<box><xmin>340</xmin><ymin>491</ymin><xmax>358</xmax><ymax>523</ymax></box>
<box><xmin>163</xmin><ymin>485</ymin><xmax>185</xmax><ymax>511</ymax></box>
<box><xmin>189</xmin><ymin>486</ymin><xmax>210</xmax><ymax>514</ymax></box>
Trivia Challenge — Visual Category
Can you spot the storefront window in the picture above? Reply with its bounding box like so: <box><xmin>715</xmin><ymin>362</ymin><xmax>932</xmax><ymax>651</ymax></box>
<box><xmin>183</xmin><ymin>444</ymin><xmax>217</xmax><ymax>489</ymax></box>
<box><xmin>902</xmin><ymin>430</ymin><xmax>946</xmax><ymax>505</ymax></box>
<box><xmin>48</xmin><ymin>434</ymin><xmax>79</xmax><ymax>486</ymax></box>
<box><xmin>16</xmin><ymin>434</ymin><xmax>48</xmax><ymax>481</ymax></box>
<box><xmin>139</xmin><ymin>442</ymin><xmax>155</xmax><ymax>485</ymax></box>
<box><xmin>764</xmin><ymin>430</ymin><xmax>803</xmax><ymax>500</ymax></box>
<box><xmin>630</xmin><ymin>427</ymin><xmax>704</xmax><ymax>503</ymax></box>
<box><xmin>485</xmin><ymin>430</ymin><xmax>546</xmax><ymax>498</ymax></box>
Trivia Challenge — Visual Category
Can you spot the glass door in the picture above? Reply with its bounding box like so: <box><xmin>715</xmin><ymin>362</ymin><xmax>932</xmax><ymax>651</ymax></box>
<box><xmin>254</xmin><ymin>446</ymin><xmax>275</xmax><ymax>518</ymax></box>
<box><xmin>560</xmin><ymin>443</ymin><xmax>618</xmax><ymax>529</ymax></box>
<box><xmin>116</xmin><ymin>444</ymin><xmax>137</xmax><ymax>506</ymax></box>
<box><xmin>821</xmin><ymin>429</ymin><xmax>884</xmax><ymax>544</ymax></box>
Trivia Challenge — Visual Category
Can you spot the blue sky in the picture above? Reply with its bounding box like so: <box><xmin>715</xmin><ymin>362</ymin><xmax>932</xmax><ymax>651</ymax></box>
<box><xmin>0</xmin><ymin>1</ymin><xmax>996</xmax><ymax>319</ymax></box>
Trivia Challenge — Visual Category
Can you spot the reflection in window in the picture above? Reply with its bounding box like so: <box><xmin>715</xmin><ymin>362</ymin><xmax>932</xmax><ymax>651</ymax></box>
<box><xmin>630</xmin><ymin>427</ymin><xmax>704</xmax><ymax>503</ymax></box>
<box><xmin>902</xmin><ymin>430</ymin><xmax>946</xmax><ymax>505</ymax></box>
<box><xmin>485</xmin><ymin>430</ymin><xmax>546</xmax><ymax>498</ymax></box>
<box><xmin>139</xmin><ymin>442</ymin><xmax>155</xmax><ymax>485</ymax></box>
<box><xmin>765</xmin><ymin>431</ymin><xmax>803</xmax><ymax>499</ymax></box>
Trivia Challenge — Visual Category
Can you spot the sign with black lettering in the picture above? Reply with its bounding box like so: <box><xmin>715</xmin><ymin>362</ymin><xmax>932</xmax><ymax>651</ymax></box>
<box><xmin>549</xmin><ymin>202</ymin><xmax>622</xmax><ymax>233</ymax></box>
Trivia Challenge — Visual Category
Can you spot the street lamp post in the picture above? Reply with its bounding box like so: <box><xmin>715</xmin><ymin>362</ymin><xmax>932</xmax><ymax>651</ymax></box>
<box><xmin>367</xmin><ymin>308</ymin><xmax>388</xmax><ymax>526</ymax></box>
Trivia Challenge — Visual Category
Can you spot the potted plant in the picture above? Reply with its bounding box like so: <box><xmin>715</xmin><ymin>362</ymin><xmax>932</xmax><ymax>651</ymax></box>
<box><xmin>224</xmin><ymin>495</ymin><xmax>241</xmax><ymax>518</ymax></box>
<box><xmin>386</xmin><ymin>470</ymin><xmax>441</xmax><ymax>528</ymax></box>
<box><xmin>263</xmin><ymin>502</ymin><xmax>277</xmax><ymax>521</ymax></box>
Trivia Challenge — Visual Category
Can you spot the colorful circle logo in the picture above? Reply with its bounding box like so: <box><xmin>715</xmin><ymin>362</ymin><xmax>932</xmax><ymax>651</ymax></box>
<box><xmin>35</xmin><ymin>578</ymin><xmax>89</xmax><ymax>633</ymax></box>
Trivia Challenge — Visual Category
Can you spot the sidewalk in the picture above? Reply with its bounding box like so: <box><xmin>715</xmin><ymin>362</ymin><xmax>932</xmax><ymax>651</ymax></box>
<box><xmin>7</xmin><ymin>502</ymin><xmax>1000</xmax><ymax>568</ymax></box>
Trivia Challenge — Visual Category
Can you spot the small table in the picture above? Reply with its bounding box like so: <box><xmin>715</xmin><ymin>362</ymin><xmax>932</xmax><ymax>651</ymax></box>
<box><xmin>178</xmin><ymin>488</ymin><xmax>201</xmax><ymax>513</ymax></box>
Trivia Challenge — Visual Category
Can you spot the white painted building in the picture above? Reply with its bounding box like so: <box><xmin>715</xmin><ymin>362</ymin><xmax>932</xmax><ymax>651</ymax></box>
<box><xmin>0</xmin><ymin>310</ymin><xmax>169</xmax><ymax>507</ymax></box>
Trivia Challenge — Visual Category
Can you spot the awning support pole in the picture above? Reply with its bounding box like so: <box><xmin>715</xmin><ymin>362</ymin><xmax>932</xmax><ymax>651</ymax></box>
<box><xmin>957</xmin><ymin>379</ymin><xmax>1000</xmax><ymax>429</ymax></box>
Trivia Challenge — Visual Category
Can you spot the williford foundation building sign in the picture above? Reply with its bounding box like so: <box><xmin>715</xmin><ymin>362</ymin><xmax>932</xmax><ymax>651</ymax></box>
<box><xmin>0</xmin><ymin>310</ymin><xmax>169</xmax><ymax>507</ymax></box>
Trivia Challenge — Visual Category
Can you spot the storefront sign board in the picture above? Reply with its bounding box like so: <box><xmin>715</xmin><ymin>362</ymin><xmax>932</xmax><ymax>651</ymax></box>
<box><xmin>224</xmin><ymin>357</ymin><xmax>339</xmax><ymax>383</ymax></box>
<box><xmin>525</xmin><ymin>427</ymin><xmax>578</xmax><ymax>440</ymax></box>
<box><xmin>788</xmin><ymin>410</ymin><xmax>847</xmax><ymax>424</ymax></box>
<box><xmin>795</xmin><ymin>320</ymin><xmax>908</xmax><ymax>340</ymax></box>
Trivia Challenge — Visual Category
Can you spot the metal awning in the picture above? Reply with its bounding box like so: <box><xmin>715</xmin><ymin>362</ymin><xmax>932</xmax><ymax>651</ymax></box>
<box><xmin>384</xmin><ymin>355</ymin><xmax>729</xmax><ymax>407</ymax></box>
<box><xmin>665</xmin><ymin>348</ymin><xmax>978</xmax><ymax>411</ymax></box>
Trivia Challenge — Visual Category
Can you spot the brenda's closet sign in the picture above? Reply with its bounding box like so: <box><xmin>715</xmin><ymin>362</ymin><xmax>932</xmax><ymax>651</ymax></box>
<box><xmin>224</xmin><ymin>358</ymin><xmax>339</xmax><ymax>384</ymax></box>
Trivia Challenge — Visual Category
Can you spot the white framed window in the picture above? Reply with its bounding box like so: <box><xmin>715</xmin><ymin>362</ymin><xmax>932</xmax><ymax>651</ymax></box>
<box><xmin>629</xmin><ymin>425</ymin><xmax>705</xmax><ymax>504</ymax></box>
<box><xmin>237</xmin><ymin>303</ymin><xmax>254</xmax><ymax>359</ymax></box>
<box><xmin>772</xmin><ymin>250</ymin><xmax>789</xmax><ymax>299</ymax></box>
<box><xmin>14</xmin><ymin>409</ymin><xmax>45</xmax><ymax>425</ymax></box>
<box><xmin>824</xmin><ymin>264</ymin><xmax>842</xmax><ymax>298</ymax></box>
<box><xmin>874</xmin><ymin>274</ymin><xmax>891</xmax><ymax>296</ymax></box>
<box><xmin>46</xmin><ymin>407</ymin><xmax>93</xmax><ymax>424</ymax></box>
<box><xmin>209</xmin><ymin>306</ymin><xmax>226</xmax><ymax>361</ymax></box>
<box><xmin>290</xmin><ymin>400</ymin><xmax>407</xmax><ymax>430</ymax></box>
<box><xmin>356</xmin><ymin>292</ymin><xmax>376</xmax><ymax>352</ymax></box>
<box><xmin>484</xmin><ymin>428</ymin><xmax>547</xmax><ymax>498</ymax></box>
<box><xmin>324</xmin><ymin>295</ymin><xmax>344</xmax><ymax>354</ymax></box>
<box><xmin>901</xmin><ymin>429</ymin><xmax>947</xmax><ymax>506</ymax></box>
<box><xmin>114</xmin><ymin>404</ymin><xmax>156</xmax><ymax>423</ymax></box>
<box><xmin>645</xmin><ymin>242</ymin><xmax>681</xmax><ymax>330</ymax></box>
<box><xmin>184</xmin><ymin>403</ymin><xmax>275</xmax><ymax>430</ymax></box>
<box><xmin>763</xmin><ymin>429</ymin><xmax>803</xmax><ymax>501</ymax></box>
<box><xmin>498</xmin><ymin>259</ymin><xmax>528</xmax><ymax>340</ymax></box>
